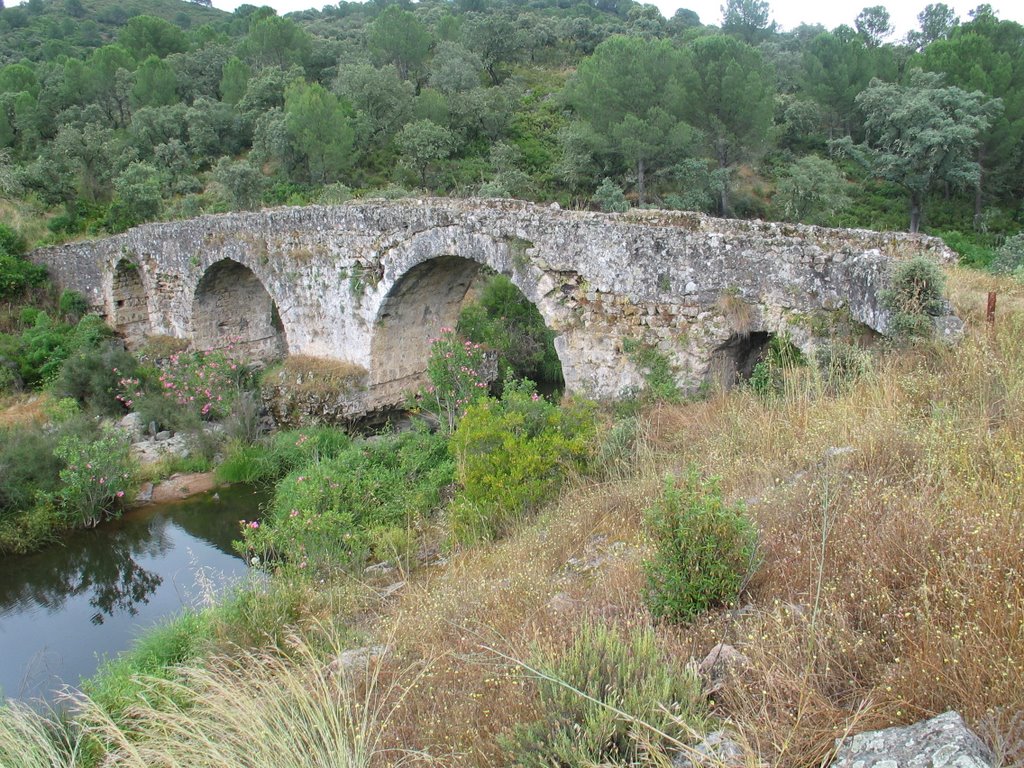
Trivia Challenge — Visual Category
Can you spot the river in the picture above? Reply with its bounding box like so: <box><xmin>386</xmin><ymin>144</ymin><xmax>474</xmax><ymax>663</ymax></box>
<box><xmin>0</xmin><ymin>483</ymin><xmax>267</xmax><ymax>706</ymax></box>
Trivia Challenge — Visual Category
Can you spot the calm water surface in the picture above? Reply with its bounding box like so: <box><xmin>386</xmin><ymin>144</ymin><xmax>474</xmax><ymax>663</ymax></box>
<box><xmin>0</xmin><ymin>483</ymin><xmax>267</xmax><ymax>705</ymax></box>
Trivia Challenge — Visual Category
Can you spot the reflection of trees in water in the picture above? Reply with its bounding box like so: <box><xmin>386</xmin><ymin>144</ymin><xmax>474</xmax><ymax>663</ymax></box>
<box><xmin>0</xmin><ymin>514</ymin><xmax>172</xmax><ymax>623</ymax></box>
<box><xmin>0</xmin><ymin>486</ymin><xmax>261</xmax><ymax>625</ymax></box>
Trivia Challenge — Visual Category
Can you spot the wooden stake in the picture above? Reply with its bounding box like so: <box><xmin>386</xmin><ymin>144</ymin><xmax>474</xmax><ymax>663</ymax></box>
<box><xmin>986</xmin><ymin>292</ymin><xmax>997</xmax><ymax>325</ymax></box>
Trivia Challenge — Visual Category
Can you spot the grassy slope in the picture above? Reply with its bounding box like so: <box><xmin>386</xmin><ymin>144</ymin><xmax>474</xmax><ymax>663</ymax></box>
<box><xmin>2</xmin><ymin>268</ymin><xmax>1023</xmax><ymax>767</ymax></box>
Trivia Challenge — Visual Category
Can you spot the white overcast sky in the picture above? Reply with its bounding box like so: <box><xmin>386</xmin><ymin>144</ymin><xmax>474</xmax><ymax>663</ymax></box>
<box><xmin>8</xmin><ymin>0</ymin><xmax>1024</xmax><ymax>39</ymax></box>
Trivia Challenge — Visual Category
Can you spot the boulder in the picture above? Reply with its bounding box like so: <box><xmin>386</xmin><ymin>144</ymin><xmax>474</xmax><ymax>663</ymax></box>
<box><xmin>672</xmin><ymin>730</ymin><xmax>745</xmax><ymax>768</ymax></box>
<box><xmin>698</xmin><ymin>643</ymin><xmax>749</xmax><ymax>692</ymax></box>
<box><xmin>831</xmin><ymin>711</ymin><xmax>994</xmax><ymax>768</ymax></box>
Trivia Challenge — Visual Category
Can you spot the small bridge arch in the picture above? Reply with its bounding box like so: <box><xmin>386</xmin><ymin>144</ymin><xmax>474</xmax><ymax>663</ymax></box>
<box><xmin>191</xmin><ymin>258</ymin><xmax>288</xmax><ymax>360</ymax></box>
<box><xmin>367</xmin><ymin>228</ymin><xmax>570</xmax><ymax>401</ymax></box>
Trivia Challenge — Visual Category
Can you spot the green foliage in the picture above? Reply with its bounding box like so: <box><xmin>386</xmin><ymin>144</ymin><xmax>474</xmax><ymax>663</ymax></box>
<box><xmin>937</xmin><ymin>229</ymin><xmax>997</xmax><ymax>268</ymax></box>
<box><xmin>643</xmin><ymin>469</ymin><xmax>758</xmax><ymax>622</ymax></box>
<box><xmin>239</xmin><ymin>428</ymin><xmax>453</xmax><ymax>574</ymax></box>
<box><xmin>500</xmin><ymin>621</ymin><xmax>708</xmax><ymax>766</ymax></box>
<box><xmin>457</xmin><ymin>274</ymin><xmax>562</xmax><ymax>389</ymax></box>
<box><xmin>58</xmin><ymin>290</ymin><xmax>89</xmax><ymax>321</ymax></box>
<box><xmin>622</xmin><ymin>338</ymin><xmax>679</xmax><ymax>402</ymax></box>
<box><xmin>216</xmin><ymin>426</ymin><xmax>353</xmax><ymax>485</ymax></box>
<box><xmin>51</xmin><ymin>426</ymin><xmax>135</xmax><ymax>528</ymax></box>
<box><xmin>83</xmin><ymin>610</ymin><xmax>214</xmax><ymax>720</ymax></box>
<box><xmin>989</xmin><ymin>232</ymin><xmax>1024</xmax><ymax>276</ymax></box>
<box><xmin>773</xmin><ymin>155</ymin><xmax>851</xmax><ymax>225</ymax></box>
<box><xmin>54</xmin><ymin>341</ymin><xmax>139</xmax><ymax>416</ymax></box>
<box><xmin>395</xmin><ymin>118</ymin><xmax>456</xmax><ymax>187</ymax></box>
<box><xmin>593</xmin><ymin>177</ymin><xmax>628</xmax><ymax>212</ymax></box>
<box><xmin>0</xmin><ymin>222</ymin><xmax>46</xmax><ymax>300</ymax></box>
<box><xmin>448</xmin><ymin>379</ymin><xmax>597</xmax><ymax>544</ymax></box>
<box><xmin>284</xmin><ymin>81</ymin><xmax>355</xmax><ymax>184</ymax></box>
<box><xmin>748</xmin><ymin>334</ymin><xmax>806</xmax><ymax>398</ymax></box>
<box><xmin>832</xmin><ymin>70</ymin><xmax>999</xmax><ymax>232</ymax></box>
<box><xmin>879</xmin><ymin>256</ymin><xmax>948</xmax><ymax>338</ymax></box>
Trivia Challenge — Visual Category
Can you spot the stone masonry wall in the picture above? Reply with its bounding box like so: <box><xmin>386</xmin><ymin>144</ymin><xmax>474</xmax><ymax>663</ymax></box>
<box><xmin>32</xmin><ymin>198</ymin><xmax>960</xmax><ymax>406</ymax></box>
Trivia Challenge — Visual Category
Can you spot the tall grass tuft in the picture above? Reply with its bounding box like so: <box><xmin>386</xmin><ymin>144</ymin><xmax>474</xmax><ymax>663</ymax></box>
<box><xmin>0</xmin><ymin>703</ymin><xmax>83</xmax><ymax>768</ymax></box>
<box><xmin>79</xmin><ymin>625</ymin><xmax>433</xmax><ymax>768</ymax></box>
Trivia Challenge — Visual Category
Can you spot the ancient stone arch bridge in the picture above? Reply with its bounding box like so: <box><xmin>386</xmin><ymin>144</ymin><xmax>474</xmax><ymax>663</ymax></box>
<box><xmin>34</xmin><ymin>198</ymin><xmax>958</xmax><ymax>412</ymax></box>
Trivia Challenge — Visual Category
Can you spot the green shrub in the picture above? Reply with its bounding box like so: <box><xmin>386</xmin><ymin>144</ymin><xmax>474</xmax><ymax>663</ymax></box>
<box><xmin>54</xmin><ymin>342</ymin><xmax>139</xmax><ymax>416</ymax></box>
<box><xmin>748</xmin><ymin>335</ymin><xmax>806</xmax><ymax>398</ymax></box>
<box><xmin>57</xmin><ymin>290</ymin><xmax>89</xmax><ymax>322</ymax></box>
<box><xmin>500</xmin><ymin>621</ymin><xmax>708</xmax><ymax>766</ymax></box>
<box><xmin>594</xmin><ymin>177</ymin><xmax>628</xmax><ymax>212</ymax></box>
<box><xmin>989</xmin><ymin>233</ymin><xmax>1024</xmax><ymax>277</ymax></box>
<box><xmin>51</xmin><ymin>427</ymin><xmax>136</xmax><ymax>528</ymax></box>
<box><xmin>448</xmin><ymin>379</ymin><xmax>597</xmax><ymax>544</ymax></box>
<box><xmin>458</xmin><ymin>274</ymin><xmax>563</xmax><ymax>389</ymax></box>
<box><xmin>936</xmin><ymin>229</ymin><xmax>996</xmax><ymax>268</ymax></box>
<box><xmin>239</xmin><ymin>428</ymin><xmax>453</xmax><ymax>574</ymax></box>
<box><xmin>878</xmin><ymin>256</ymin><xmax>947</xmax><ymax>339</ymax></box>
<box><xmin>216</xmin><ymin>427</ymin><xmax>352</xmax><ymax>485</ymax></box>
<box><xmin>644</xmin><ymin>469</ymin><xmax>758</xmax><ymax>622</ymax></box>
<box><xmin>816</xmin><ymin>342</ymin><xmax>871</xmax><ymax>394</ymax></box>
<box><xmin>622</xmin><ymin>338</ymin><xmax>679</xmax><ymax>402</ymax></box>
<box><xmin>0</xmin><ymin>223</ymin><xmax>46</xmax><ymax>300</ymax></box>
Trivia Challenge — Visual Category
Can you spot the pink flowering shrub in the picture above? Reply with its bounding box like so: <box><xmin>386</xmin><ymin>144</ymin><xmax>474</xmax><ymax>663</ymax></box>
<box><xmin>52</xmin><ymin>428</ymin><xmax>136</xmax><ymax>528</ymax></box>
<box><xmin>418</xmin><ymin>327</ymin><xmax>491</xmax><ymax>433</ymax></box>
<box><xmin>117</xmin><ymin>349</ymin><xmax>246</xmax><ymax>423</ymax></box>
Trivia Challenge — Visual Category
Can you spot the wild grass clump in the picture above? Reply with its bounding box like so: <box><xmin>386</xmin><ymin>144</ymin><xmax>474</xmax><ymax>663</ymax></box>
<box><xmin>643</xmin><ymin>469</ymin><xmax>758</xmax><ymax>623</ymax></box>
<box><xmin>501</xmin><ymin>620</ymin><xmax>708</xmax><ymax>766</ymax></box>
<box><xmin>79</xmin><ymin>626</ymin><xmax>423</xmax><ymax>768</ymax></box>
<box><xmin>216</xmin><ymin>426</ymin><xmax>353</xmax><ymax>485</ymax></box>
<box><xmin>0</xmin><ymin>702</ymin><xmax>83</xmax><ymax>768</ymax></box>
<box><xmin>268</xmin><ymin>355</ymin><xmax>368</xmax><ymax>397</ymax></box>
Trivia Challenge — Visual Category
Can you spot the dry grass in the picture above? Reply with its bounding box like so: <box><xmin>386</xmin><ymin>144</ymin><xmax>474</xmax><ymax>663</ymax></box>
<box><xmin>716</xmin><ymin>290</ymin><xmax>755</xmax><ymax>336</ymax></box>
<box><xmin>361</xmin><ymin>267</ymin><xmax>1024</xmax><ymax>766</ymax></box>
<box><xmin>6</xmin><ymin>269</ymin><xmax>1022</xmax><ymax>768</ymax></box>
<box><xmin>270</xmin><ymin>355</ymin><xmax>369</xmax><ymax>397</ymax></box>
<box><xmin>0</xmin><ymin>392</ymin><xmax>50</xmax><ymax>428</ymax></box>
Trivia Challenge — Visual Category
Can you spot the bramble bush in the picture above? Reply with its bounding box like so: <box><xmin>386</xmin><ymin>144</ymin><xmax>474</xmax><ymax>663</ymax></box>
<box><xmin>644</xmin><ymin>469</ymin><xmax>758</xmax><ymax>622</ymax></box>
<box><xmin>500</xmin><ymin>621</ymin><xmax>708</xmax><ymax>766</ymax></box>
<box><xmin>238</xmin><ymin>428</ymin><xmax>453</xmax><ymax>575</ymax></box>
<box><xmin>448</xmin><ymin>378</ymin><xmax>597</xmax><ymax>544</ymax></box>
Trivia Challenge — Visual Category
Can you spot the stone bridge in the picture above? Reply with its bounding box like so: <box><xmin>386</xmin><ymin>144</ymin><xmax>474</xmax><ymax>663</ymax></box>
<box><xmin>33</xmin><ymin>198</ymin><xmax>958</xmax><ymax>413</ymax></box>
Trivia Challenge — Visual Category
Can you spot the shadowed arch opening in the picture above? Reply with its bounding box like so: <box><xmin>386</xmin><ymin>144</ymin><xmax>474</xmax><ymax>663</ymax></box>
<box><xmin>708</xmin><ymin>331</ymin><xmax>773</xmax><ymax>389</ymax></box>
<box><xmin>111</xmin><ymin>259</ymin><xmax>150</xmax><ymax>346</ymax></box>
<box><xmin>370</xmin><ymin>255</ymin><xmax>563</xmax><ymax>402</ymax></box>
<box><xmin>192</xmin><ymin>259</ymin><xmax>287</xmax><ymax>361</ymax></box>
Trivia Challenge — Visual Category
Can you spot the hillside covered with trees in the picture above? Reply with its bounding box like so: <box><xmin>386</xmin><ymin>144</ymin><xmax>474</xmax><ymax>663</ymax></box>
<box><xmin>0</xmin><ymin>0</ymin><xmax>1021</xmax><ymax>250</ymax></box>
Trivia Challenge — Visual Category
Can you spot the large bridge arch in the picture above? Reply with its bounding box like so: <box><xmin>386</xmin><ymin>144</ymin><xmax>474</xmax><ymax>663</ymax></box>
<box><xmin>367</xmin><ymin>228</ymin><xmax>572</xmax><ymax>402</ymax></box>
<box><xmin>109</xmin><ymin>258</ymin><xmax>151</xmax><ymax>346</ymax></box>
<box><xmin>191</xmin><ymin>258</ymin><xmax>289</xmax><ymax>361</ymax></box>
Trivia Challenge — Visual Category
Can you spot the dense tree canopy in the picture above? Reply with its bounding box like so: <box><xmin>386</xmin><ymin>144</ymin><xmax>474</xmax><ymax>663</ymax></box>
<box><xmin>0</xmin><ymin>0</ymin><xmax>1018</xmax><ymax>243</ymax></box>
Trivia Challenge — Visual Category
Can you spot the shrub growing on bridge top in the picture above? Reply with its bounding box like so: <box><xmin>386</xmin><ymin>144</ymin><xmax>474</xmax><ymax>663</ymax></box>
<box><xmin>879</xmin><ymin>256</ymin><xmax>947</xmax><ymax>339</ymax></box>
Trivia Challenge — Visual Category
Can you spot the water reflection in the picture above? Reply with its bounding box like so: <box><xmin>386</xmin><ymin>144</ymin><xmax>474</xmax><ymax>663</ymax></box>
<box><xmin>0</xmin><ymin>483</ymin><xmax>266</xmax><ymax>704</ymax></box>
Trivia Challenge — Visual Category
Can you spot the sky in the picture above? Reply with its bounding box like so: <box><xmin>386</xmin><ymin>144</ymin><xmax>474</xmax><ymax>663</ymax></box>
<box><xmin>7</xmin><ymin>0</ymin><xmax>1024</xmax><ymax>39</ymax></box>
